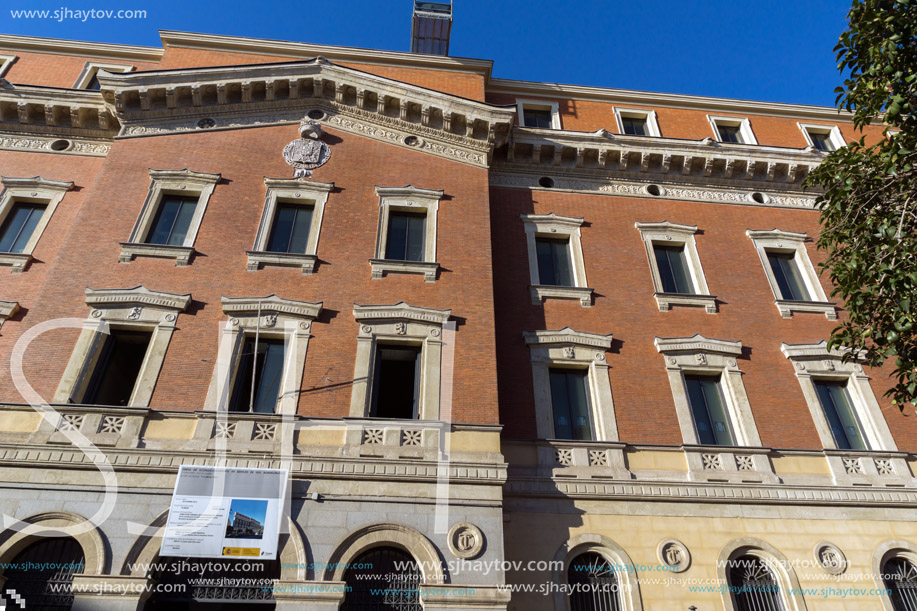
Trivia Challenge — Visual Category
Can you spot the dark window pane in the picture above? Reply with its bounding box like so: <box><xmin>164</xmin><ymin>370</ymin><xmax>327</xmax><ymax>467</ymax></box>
<box><xmin>814</xmin><ymin>381</ymin><xmax>868</xmax><ymax>450</ymax></box>
<box><xmin>3</xmin><ymin>537</ymin><xmax>84</xmax><ymax>610</ymax></box>
<box><xmin>568</xmin><ymin>552</ymin><xmax>621</xmax><ymax>611</ymax></box>
<box><xmin>767</xmin><ymin>252</ymin><xmax>811</xmax><ymax>301</ymax></box>
<box><xmin>809</xmin><ymin>131</ymin><xmax>833</xmax><ymax>151</ymax></box>
<box><xmin>0</xmin><ymin>202</ymin><xmax>46</xmax><ymax>253</ymax></box>
<box><xmin>883</xmin><ymin>557</ymin><xmax>917</xmax><ymax>611</ymax></box>
<box><xmin>146</xmin><ymin>195</ymin><xmax>197</xmax><ymax>246</ymax></box>
<box><xmin>654</xmin><ymin>244</ymin><xmax>694</xmax><ymax>294</ymax></box>
<box><xmin>85</xmin><ymin>72</ymin><xmax>101</xmax><ymax>90</ymax></box>
<box><xmin>385</xmin><ymin>212</ymin><xmax>425</xmax><ymax>261</ymax></box>
<box><xmin>372</xmin><ymin>345</ymin><xmax>421</xmax><ymax>419</ymax></box>
<box><xmin>523</xmin><ymin>108</ymin><xmax>553</xmax><ymax>129</ymax></box>
<box><xmin>727</xmin><ymin>555</ymin><xmax>784</xmax><ymax>611</ymax></box>
<box><xmin>82</xmin><ymin>329</ymin><xmax>152</xmax><ymax>406</ymax></box>
<box><xmin>685</xmin><ymin>375</ymin><xmax>734</xmax><ymax>446</ymax></box>
<box><xmin>621</xmin><ymin>116</ymin><xmax>647</xmax><ymax>136</ymax></box>
<box><xmin>549</xmin><ymin>369</ymin><xmax>592</xmax><ymax>440</ymax></box>
<box><xmin>230</xmin><ymin>337</ymin><xmax>285</xmax><ymax>413</ymax></box>
<box><xmin>717</xmin><ymin>124</ymin><xmax>742</xmax><ymax>143</ymax></box>
<box><xmin>535</xmin><ymin>237</ymin><xmax>572</xmax><ymax>286</ymax></box>
<box><xmin>266</xmin><ymin>204</ymin><xmax>313</xmax><ymax>254</ymax></box>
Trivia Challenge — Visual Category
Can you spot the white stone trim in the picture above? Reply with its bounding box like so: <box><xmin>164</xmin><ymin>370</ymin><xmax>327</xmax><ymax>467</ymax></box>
<box><xmin>654</xmin><ymin>335</ymin><xmax>762</xmax><ymax>448</ymax></box>
<box><xmin>521</xmin><ymin>212</ymin><xmax>592</xmax><ymax>307</ymax></box>
<box><xmin>53</xmin><ymin>286</ymin><xmax>192</xmax><ymax>407</ymax></box>
<box><xmin>203</xmin><ymin>294</ymin><xmax>322</xmax><ymax>415</ymax></box>
<box><xmin>634</xmin><ymin>221</ymin><xmax>716</xmax><ymax>313</ymax></box>
<box><xmin>120</xmin><ymin>168</ymin><xmax>219</xmax><ymax>266</ymax></box>
<box><xmin>716</xmin><ymin>538</ymin><xmax>808</xmax><ymax>611</ymax></box>
<box><xmin>0</xmin><ymin>300</ymin><xmax>18</xmax><ymax>329</ymax></box>
<box><xmin>0</xmin><ymin>55</ymin><xmax>15</xmax><ymax>78</ymax></box>
<box><xmin>350</xmin><ymin>302</ymin><xmax>451</xmax><ymax>420</ymax></box>
<box><xmin>873</xmin><ymin>541</ymin><xmax>917</xmax><ymax>611</ymax></box>
<box><xmin>247</xmin><ymin>177</ymin><xmax>333</xmax><ymax>274</ymax></box>
<box><xmin>516</xmin><ymin>98</ymin><xmax>561</xmax><ymax>129</ymax></box>
<box><xmin>323</xmin><ymin>523</ymin><xmax>445</xmax><ymax>584</ymax></box>
<box><xmin>0</xmin><ymin>511</ymin><xmax>107</xmax><ymax>576</ymax></box>
<box><xmin>552</xmin><ymin>534</ymin><xmax>643</xmax><ymax>611</ymax></box>
<box><xmin>371</xmin><ymin>185</ymin><xmax>442</xmax><ymax>282</ymax></box>
<box><xmin>613</xmin><ymin>107</ymin><xmax>661</xmax><ymax>137</ymax></box>
<box><xmin>73</xmin><ymin>61</ymin><xmax>132</xmax><ymax>89</ymax></box>
<box><xmin>0</xmin><ymin>176</ymin><xmax>73</xmax><ymax>273</ymax></box>
<box><xmin>798</xmin><ymin>122</ymin><xmax>846</xmax><ymax>152</ymax></box>
<box><xmin>523</xmin><ymin>327</ymin><xmax>616</xmax><ymax>441</ymax></box>
<box><xmin>746</xmin><ymin>229</ymin><xmax>836</xmax><ymax>320</ymax></box>
<box><xmin>707</xmin><ymin>114</ymin><xmax>757</xmax><ymax>145</ymax></box>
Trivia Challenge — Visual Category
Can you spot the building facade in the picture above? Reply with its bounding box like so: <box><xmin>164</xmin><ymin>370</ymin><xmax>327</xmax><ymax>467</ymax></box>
<box><xmin>0</xmin><ymin>20</ymin><xmax>914</xmax><ymax>611</ymax></box>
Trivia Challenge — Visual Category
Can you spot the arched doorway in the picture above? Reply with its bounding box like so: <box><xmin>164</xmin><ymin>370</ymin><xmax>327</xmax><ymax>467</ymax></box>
<box><xmin>341</xmin><ymin>546</ymin><xmax>421</xmax><ymax>611</ymax></box>
<box><xmin>2</xmin><ymin>537</ymin><xmax>84</xmax><ymax>611</ymax></box>
<box><xmin>726</xmin><ymin>554</ymin><xmax>785</xmax><ymax>611</ymax></box>
<box><xmin>143</xmin><ymin>557</ymin><xmax>279</xmax><ymax>610</ymax></box>
<box><xmin>567</xmin><ymin>551</ymin><xmax>621</xmax><ymax>611</ymax></box>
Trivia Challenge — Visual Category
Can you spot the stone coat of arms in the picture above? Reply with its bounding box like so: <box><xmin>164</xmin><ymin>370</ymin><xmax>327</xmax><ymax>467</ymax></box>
<box><xmin>283</xmin><ymin>118</ymin><xmax>332</xmax><ymax>178</ymax></box>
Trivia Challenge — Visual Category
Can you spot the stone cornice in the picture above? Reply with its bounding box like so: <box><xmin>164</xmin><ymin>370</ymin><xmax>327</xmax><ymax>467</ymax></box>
<box><xmin>746</xmin><ymin>228</ymin><xmax>808</xmax><ymax>242</ymax></box>
<box><xmin>1</xmin><ymin>175</ymin><xmax>74</xmax><ymax>192</ymax></box>
<box><xmin>635</xmin><ymin>220</ymin><xmax>697</xmax><ymax>235</ymax></box>
<box><xmin>85</xmin><ymin>286</ymin><xmax>192</xmax><ymax>311</ymax></box>
<box><xmin>523</xmin><ymin>327</ymin><xmax>613</xmax><ymax>349</ymax></box>
<box><xmin>781</xmin><ymin>340</ymin><xmax>867</xmax><ymax>362</ymax></box>
<box><xmin>353</xmin><ymin>302</ymin><xmax>451</xmax><ymax>325</ymax></box>
<box><xmin>0</xmin><ymin>300</ymin><xmax>19</xmax><ymax>323</ymax></box>
<box><xmin>149</xmin><ymin>167</ymin><xmax>221</xmax><ymax>185</ymax></box>
<box><xmin>520</xmin><ymin>212</ymin><xmax>584</xmax><ymax>229</ymax></box>
<box><xmin>0</xmin><ymin>133</ymin><xmax>110</xmax><ymax>156</ymax></box>
<box><xmin>0</xmin><ymin>84</ymin><xmax>119</xmax><ymax>139</ymax></box>
<box><xmin>655</xmin><ymin>334</ymin><xmax>743</xmax><ymax>356</ymax></box>
<box><xmin>221</xmin><ymin>294</ymin><xmax>323</xmax><ymax>319</ymax></box>
<box><xmin>265</xmin><ymin>177</ymin><xmax>334</xmax><ymax>192</ymax></box>
<box><xmin>375</xmin><ymin>185</ymin><xmax>444</xmax><ymax>200</ymax></box>
<box><xmin>0</xmin><ymin>33</ymin><xmax>162</xmax><ymax>62</ymax></box>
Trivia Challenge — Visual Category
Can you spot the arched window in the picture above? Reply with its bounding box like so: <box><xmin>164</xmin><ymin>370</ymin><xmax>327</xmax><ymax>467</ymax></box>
<box><xmin>568</xmin><ymin>551</ymin><xmax>621</xmax><ymax>611</ymax></box>
<box><xmin>727</xmin><ymin>554</ymin><xmax>785</xmax><ymax>611</ymax></box>
<box><xmin>342</xmin><ymin>546</ymin><xmax>421</xmax><ymax>611</ymax></box>
<box><xmin>884</xmin><ymin>557</ymin><xmax>917</xmax><ymax>610</ymax></box>
<box><xmin>2</xmin><ymin>537</ymin><xmax>84</xmax><ymax>610</ymax></box>
<box><xmin>143</xmin><ymin>557</ymin><xmax>279</xmax><ymax>610</ymax></box>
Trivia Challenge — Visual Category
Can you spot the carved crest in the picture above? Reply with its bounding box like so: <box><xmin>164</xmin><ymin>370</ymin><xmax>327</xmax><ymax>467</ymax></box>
<box><xmin>283</xmin><ymin>118</ymin><xmax>332</xmax><ymax>178</ymax></box>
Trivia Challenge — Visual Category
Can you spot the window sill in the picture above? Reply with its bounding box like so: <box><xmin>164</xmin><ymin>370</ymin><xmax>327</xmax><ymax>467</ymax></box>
<box><xmin>530</xmin><ymin>284</ymin><xmax>594</xmax><ymax>307</ymax></box>
<box><xmin>119</xmin><ymin>242</ymin><xmax>194</xmax><ymax>266</ymax></box>
<box><xmin>0</xmin><ymin>252</ymin><xmax>32</xmax><ymax>273</ymax></box>
<box><xmin>775</xmin><ymin>299</ymin><xmax>837</xmax><ymax>321</ymax></box>
<box><xmin>369</xmin><ymin>258</ymin><xmax>439</xmax><ymax>282</ymax></box>
<box><xmin>654</xmin><ymin>292</ymin><xmax>717</xmax><ymax>314</ymax></box>
<box><xmin>246</xmin><ymin>250</ymin><xmax>317</xmax><ymax>274</ymax></box>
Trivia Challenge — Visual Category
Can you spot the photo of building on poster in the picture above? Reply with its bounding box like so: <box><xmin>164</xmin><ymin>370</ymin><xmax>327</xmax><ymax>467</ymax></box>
<box><xmin>224</xmin><ymin>499</ymin><xmax>267</xmax><ymax>540</ymax></box>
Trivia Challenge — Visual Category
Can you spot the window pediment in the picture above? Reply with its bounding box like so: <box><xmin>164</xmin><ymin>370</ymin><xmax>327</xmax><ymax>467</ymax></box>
<box><xmin>353</xmin><ymin>302</ymin><xmax>451</xmax><ymax>326</ymax></box>
<box><xmin>523</xmin><ymin>328</ymin><xmax>612</xmax><ymax>350</ymax></box>
<box><xmin>221</xmin><ymin>294</ymin><xmax>323</xmax><ymax>323</ymax></box>
<box><xmin>655</xmin><ymin>334</ymin><xmax>742</xmax><ymax>356</ymax></box>
<box><xmin>85</xmin><ymin>286</ymin><xmax>191</xmax><ymax>314</ymax></box>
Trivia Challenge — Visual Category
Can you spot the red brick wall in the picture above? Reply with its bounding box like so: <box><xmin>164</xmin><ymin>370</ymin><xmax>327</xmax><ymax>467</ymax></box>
<box><xmin>2</xmin><ymin>50</ymin><xmax>160</xmax><ymax>88</ymax></box>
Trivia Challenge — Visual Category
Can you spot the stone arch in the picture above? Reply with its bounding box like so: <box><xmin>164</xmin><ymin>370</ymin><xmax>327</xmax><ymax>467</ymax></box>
<box><xmin>324</xmin><ymin>522</ymin><xmax>445</xmax><ymax>584</ymax></box>
<box><xmin>551</xmin><ymin>533</ymin><xmax>643</xmax><ymax>611</ymax></box>
<box><xmin>716</xmin><ymin>537</ymin><xmax>808</xmax><ymax>611</ymax></box>
<box><xmin>0</xmin><ymin>511</ymin><xmax>108</xmax><ymax>575</ymax></box>
<box><xmin>872</xmin><ymin>539</ymin><xmax>917</xmax><ymax>611</ymax></box>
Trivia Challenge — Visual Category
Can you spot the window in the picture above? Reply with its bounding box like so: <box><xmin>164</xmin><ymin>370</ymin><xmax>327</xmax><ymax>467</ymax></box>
<box><xmin>81</xmin><ymin>329</ymin><xmax>152</xmax><ymax>406</ymax></box>
<box><xmin>120</xmin><ymin>169</ymin><xmax>220</xmax><ymax>266</ymax></box>
<box><xmin>685</xmin><ymin>374</ymin><xmax>735</xmax><ymax>446</ymax></box>
<box><xmin>635</xmin><ymin>221</ymin><xmax>716</xmax><ymax>313</ymax></box>
<box><xmin>371</xmin><ymin>185</ymin><xmax>442</xmax><ymax>282</ymax></box>
<box><xmin>568</xmin><ymin>552</ymin><xmax>622</xmax><ymax>611</ymax></box>
<box><xmin>522</xmin><ymin>213</ymin><xmax>593</xmax><ymax>307</ymax></box>
<box><xmin>342</xmin><ymin>548</ymin><xmax>421</xmax><ymax>611</ymax></box>
<box><xmin>813</xmin><ymin>380</ymin><xmax>868</xmax><ymax>451</ymax></box>
<box><xmin>554</xmin><ymin>535</ymin><xmax>644</xmax><ymax>611</ymax></box>
<box><xmin>523</xmin><ymin>328</ymin><xmax>617</xmax><ymax>441</ymax></box>
<box><xmin>228</xmin><ymin>337</ymin><xmax>286</xmax><ymax>413</ymax></box>
<box><xmin>549</xmin><ymin>368</ymin><xmax>592</xmax><ymax>440</ymax></box>
<box><xmin>73</xmin><ymin>62</ymin><xmax>132</xmax><ymax>90</ymax></box>
<box><xmin>726</xmin><ymin>555</ymin><xmax>785</xmax><ymax>611</ymax></box>
<box><xmin>248</xmin><ymin>178</ymin><xmax>332</xmax><ymax>274</ymax></box>
<box><xmin>747</xmin><ymin>229</ymin><xmax>836</xmax><ymax>320</ymax></box>
<box><xmin>883</xmin><ymin>557</ymin><xmax>917</xmax><ymax>611</ymax></box>
<box><xmin>371</xmin><ymin>345</ymin><xmax>421</xmax><ymax>419</ymax></box>
<box><xmin>0</xmin><ymin>176</ymin><xmax>72</xmax><ymax>273</ymax></box>
<box><xmin>614</xmin><ymin>107</ymin><xmax>661</xmax><ymax>137</ymax></box>
<box><xmin>708</xmin><ymin>115</ymin><xmax>757</xmax><ymax>145</ymax></box>
<box><xmin>516</xmin><ymin>99</ymin><xmax>561</xmax><ymax>130</ymax></box>
<box><xmin>2</xmin><ymin>538</ymin><xmax>84</xmax><ymax>611</ymax></box>
<box><xmin>798</xmin><ymin>123</ymin><xmax>845</xmax><ymax>152</ymax></box>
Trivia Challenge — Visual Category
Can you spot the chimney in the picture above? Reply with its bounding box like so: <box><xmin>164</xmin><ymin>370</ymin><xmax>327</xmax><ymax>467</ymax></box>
<box><xmin>411</xmin><ymin>1</ymin><xmax>453</xmax><ymax>56</ymax></box>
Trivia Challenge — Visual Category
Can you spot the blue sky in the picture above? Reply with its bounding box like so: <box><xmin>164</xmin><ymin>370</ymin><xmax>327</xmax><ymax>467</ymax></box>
<box><xmin>2</xmin><ymin>0</ymin><xmax>850</xmax><ymax>107</ymax></box>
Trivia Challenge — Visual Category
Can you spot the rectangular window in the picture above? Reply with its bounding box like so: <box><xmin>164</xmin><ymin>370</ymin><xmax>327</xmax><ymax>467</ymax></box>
<box><xmin>549</xmin><ymin>369</ymin><xmax>592</xmax><ymax>440</ymax></box>
<box><xmin>808</xmin><ymin>130</ymin><xmax>834</xmax><ymax>152</ymax></box>
<box><xmin>229</xmin><ymin>337</ymin><xmax>285</xmax><ymax>413</ymax></box>
<box><xmin>717</xmin><ymin>124</ymin><xmax>742</xmax><ymax>143</ymax></box>
<box><xmin>81</xmin><ymin>329</ymin><xmax>152</xmax><ymax>406</ymax></box>
<box><xmin>371</xmin><ymin>345</ymin><xmax>421</xmax><ymax>419</ymax></box>
<box><xmin>523</xmin><ymin>108</ymin><xmax>554</xmax><ymax>129</ymax></box>
<box><xmin>654</xmin><ymin>244</ymin><xmax>694</xmax><ymax>294</ymax></box>
<box><xmin>266</xmin><ymin>203</ymin><xmax>313</xmax><ymax>254</ymax></box>
<box><xmin>0</xmin><ymin>202</ymin><xmax>46</xmax><ymax>254</ymax></box>
<box><xmin>621</xmin><ymin>116</ymin><xmax>648</xmax><ymax>136</ymax></box>
<box><xmin>684</xmin><ymin>374</ymin><xmax>735</xmax><ymax>446</ymax></box>
<box><xmin>385</xmin><ymin>211</ymin><xmax>426</xmax><ymax>261</ymax></box>
<box><xmin>145</xmin><ymin>195</ymin><xmax>198</xmax><ymax>246</ymax></box>
<box><xmin>535</xmin><ymin>237</ymin><xmax>573</xmax><ymax>286</ymax></box>
<box><xmin>814</xmin><ymin>380</ymin><xmax>869</xmax><ymax>450</ymax></box>
<box><xmin>767</xmin><ymin>252</ymin><xmax>811</xmax><ymax>301</ymax></box>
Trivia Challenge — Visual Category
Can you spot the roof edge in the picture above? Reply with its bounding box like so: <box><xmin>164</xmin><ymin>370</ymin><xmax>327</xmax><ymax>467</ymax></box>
<box><xmin>0</xmin><ymin>33</ymin><xmax>163</xmax><ymax>62</ymax></box>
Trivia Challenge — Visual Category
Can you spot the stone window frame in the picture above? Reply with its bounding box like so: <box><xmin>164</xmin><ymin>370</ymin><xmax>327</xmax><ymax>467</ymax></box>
<box><xmin>521</xmin><ymin>213</ymin><xmax>593</xmax><ymax>307</ymax></box>
<box><xmin>522</xmin><ymin>327</ymin><xmax>616</xmax><ymax>441</ymax></box>
<box><xmin>716</xmin><ymin>538</ymin><xmax>808</xmax><ymax>611</ymax></box>
<box><xmin>746</xmin><ymin>229</ymin><xmax>837</xmax><ymax>320</ymax></box>
<box><xmin>0</xmin><ymin>176</ymin><xmax>73</xmax><ymax>273</ymax></box>
<box><xmin>119</xmin><ymin>168</ymin><xmax>221</xmax><ymax>267</ymax></box>
<box><xmin>53</xmin><ymin>286</ymin><xmax>192</xmax><ymax>407</ymax></box>
<box><xmin>634</xmin><ymin>221</ymin><xmax>716</xmax><ymax>314</ymax></box>
<box><xmin>798</xmin><ymin>122</ymin><xmax>846</xmax><ymax>152</ymax></box>
<box><xmin>552</xmin><ymin>534</ymin><xmax>644</xmax><ymax>611</ymax></box>
<box><xmin>246</xmin><ymin>177</ymin><xmax>333</xmax><ymax>274</ymax></box>
<box><xmin>873</xmin><ymin>541</ymin><xmax>917</xmax><ymax>611</ymax></box>
<box><xmin>0</xmin><ymin>300</ymin><xmax>19</xmax><ymax>329</ymax></box>
<box><xmin>203</xmin><ymin>294</ymin><xmax>322</xmax><ymax>416</ymax></box>
<box><xmin>654</xmin><ymin>334</ymin><xmax>762</xmax><ymax>447</ymax></box>
<box><xmin>707</xmin><ymin>114</ymin><xmax>758</xmax><ymax>145</ymax></box>
<box><xmin>780</xmin><ymin>341</ymin><xmax>897</xmax><ymax>452</ymax></box>
<box><xmin>516</xmin><ymin>98</ymin><xmax>562</xmax><ymax>130</ymax></box>
<box><xmin>613</xmin><ymin>107</ymin><xmax>661</xmax><ymax>137</ymax></box>
<box><xmin>0</xmin><ymin>55</ymin><xmax>16</xmax><ymax>78</ymax></box>
<box><xmin>73</xmin><ymin>61</ymin><xmax>133</xmax><ymax>89</ymax></box>
<box><xmin>349</xmin><ymin>302</ymin><xmax>451</xmax><ymax>420</ymax></box>
<box><xmin>370</xmin><ymin>185</ymin><xmax>443</xmax><ymax>282</ymax></box>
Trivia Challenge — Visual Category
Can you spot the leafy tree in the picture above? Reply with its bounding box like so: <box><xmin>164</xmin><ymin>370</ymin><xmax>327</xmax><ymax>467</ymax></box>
<box><xmin>806</xmin><ymin>0</ymin><xmax>917</xmax><ymax>410</ymax></box>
